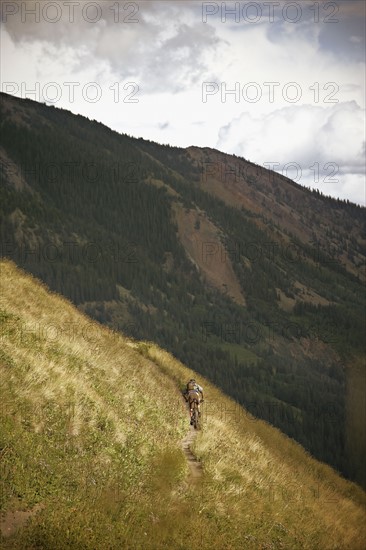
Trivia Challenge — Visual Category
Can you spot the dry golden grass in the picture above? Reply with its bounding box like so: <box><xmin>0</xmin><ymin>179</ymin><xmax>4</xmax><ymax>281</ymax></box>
<box><xmin>145</xmin><ymin>344</ymin><xmax>366</xmax><ymax>549</ymax></box>
<box><xmin>1</xmin><ymin>259</ymin><xmax>365</xmax><ymax>549</ymax></box>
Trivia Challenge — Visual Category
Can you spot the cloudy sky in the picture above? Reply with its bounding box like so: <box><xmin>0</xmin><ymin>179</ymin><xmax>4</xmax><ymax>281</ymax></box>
<box><xmin>1</xmin><ymin>0</ymin><xmax>365</xmax><ymax>204</ymax></box>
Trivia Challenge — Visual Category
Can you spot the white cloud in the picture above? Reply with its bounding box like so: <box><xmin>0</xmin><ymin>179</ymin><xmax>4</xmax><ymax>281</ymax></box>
<box><xmin>0</xmin><ymin>0</ymin><xmax>365</xmax><ymax>204</ymax></box>
<box><xmin>218</xmin><ymin>102</ymin><xmax>366</xmax><ymax>204</ymax></box>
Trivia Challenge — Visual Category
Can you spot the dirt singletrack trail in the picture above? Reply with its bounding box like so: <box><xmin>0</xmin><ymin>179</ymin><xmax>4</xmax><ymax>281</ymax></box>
<box><xmin>181</xmin><ymin>421</ymin><xmax>203</xmax><ymax>484</ymax></box>
<box><xmin>0</xmin><ymin>503</ymin><xmax>44</xmax><ymax>539</ymax></box>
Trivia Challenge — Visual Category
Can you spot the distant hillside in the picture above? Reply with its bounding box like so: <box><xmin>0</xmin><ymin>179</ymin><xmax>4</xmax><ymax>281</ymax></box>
<box><xmin>1</xmin><ymin>260</ymin><xmax>365</xmax><ymax>549</ymax></box>
<box><xmin>0</xmin><ymin>92</ymin><xmax>365</xmax><ymax>487</ymax></box>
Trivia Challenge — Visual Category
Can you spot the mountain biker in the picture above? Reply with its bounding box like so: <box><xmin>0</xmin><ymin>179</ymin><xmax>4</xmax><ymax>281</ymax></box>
<box><xmin>184</xmin><ymin>379</ymin><xmax>204</xmax><ymax>424</ymax></box>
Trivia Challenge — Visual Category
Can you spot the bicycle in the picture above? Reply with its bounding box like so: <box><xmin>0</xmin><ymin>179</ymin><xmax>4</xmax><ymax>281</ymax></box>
<box><xmin>190</xmin><ymin>399</ymin><xmax>200</xmax><ymax>430</ymax></box>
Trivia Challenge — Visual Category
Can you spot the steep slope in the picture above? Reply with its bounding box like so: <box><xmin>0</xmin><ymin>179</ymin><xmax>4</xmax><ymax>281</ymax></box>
<box><xmin>0</xmin><ymin>92</ymin><xmax>365</xmax><ymax>487</ymax></box>
<box><xmin>1</xmin><ymin>260</ymin><xmax>365</xmax><ymax>549</ymax></box>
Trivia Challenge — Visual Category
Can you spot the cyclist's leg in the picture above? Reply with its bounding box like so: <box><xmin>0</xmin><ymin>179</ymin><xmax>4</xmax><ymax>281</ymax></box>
<box><xmin>189</xmin><ymin>398</ymin><xmax>194</xmax><ymax>424</ymax></box>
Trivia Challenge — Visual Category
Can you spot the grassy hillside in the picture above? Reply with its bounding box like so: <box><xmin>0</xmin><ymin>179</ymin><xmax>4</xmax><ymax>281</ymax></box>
<box><xmin>0</xmin><ymin>260</ymin><xmax>365</xmax><ymax>549</ymax></box>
